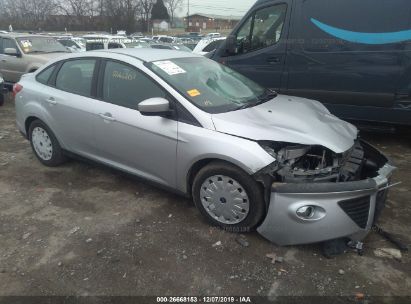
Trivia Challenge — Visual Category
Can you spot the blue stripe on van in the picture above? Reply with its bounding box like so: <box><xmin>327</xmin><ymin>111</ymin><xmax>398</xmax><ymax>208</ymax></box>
<box><xmin>311</xmin><ymin>18</ymin><xmax>411</xmax><ymax>45</ymax></box>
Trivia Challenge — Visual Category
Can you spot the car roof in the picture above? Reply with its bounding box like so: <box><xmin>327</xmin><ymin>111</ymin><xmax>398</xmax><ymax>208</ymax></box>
<box><xmin>99</xmin><ymin>48</ymin><xmax>201</xmax><ymax>62</ymax></box>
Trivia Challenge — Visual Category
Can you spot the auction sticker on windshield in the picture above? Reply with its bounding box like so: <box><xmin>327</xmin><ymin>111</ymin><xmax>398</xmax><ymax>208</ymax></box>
<box><xmin>187</xmin><ymin>89</ymin><xmax>201</xmax><ymax>97</ymax></box>
<box><xmin>153</xmin><ymin>61</ymin><xmax>186</xmax><ymax>75</ymax></box>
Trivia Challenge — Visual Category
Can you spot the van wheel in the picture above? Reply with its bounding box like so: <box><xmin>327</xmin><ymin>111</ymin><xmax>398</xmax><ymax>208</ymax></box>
<box><xmin>192</xmin><ymin>161</ymin><xmax>266</xmax><ymax>232</ymax></box>
<box><xmin>29</xmin><ymin>120</ymin><xmax>66</xmax><ymax>167</ymax></box>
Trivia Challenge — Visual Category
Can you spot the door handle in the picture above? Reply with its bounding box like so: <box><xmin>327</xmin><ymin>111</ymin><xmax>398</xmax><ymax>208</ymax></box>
<box><xmin>267</xmin><ymin>57</ymin><xmax>281</xmax><ymax>64</ymax></box>
<box><xmin>98</xmin><ymin>113</ymin><xmax>116</xmax><ymax>122</ymax></box>
<box><xmin>46</xmin><ymin>97</ymin><xmax>57</xmax><ymax>105</ymax></box>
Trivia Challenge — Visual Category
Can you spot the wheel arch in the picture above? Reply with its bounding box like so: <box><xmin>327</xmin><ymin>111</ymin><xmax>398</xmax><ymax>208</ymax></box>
<box><xmin>25</xmin><ymin>116</ymin><xmax>40</xmax><ymax>137</ymax></box>
<box><xmin>186</xmin><ymin>157</ymin><xmax>259</xmax><ymax>197</ymax></box>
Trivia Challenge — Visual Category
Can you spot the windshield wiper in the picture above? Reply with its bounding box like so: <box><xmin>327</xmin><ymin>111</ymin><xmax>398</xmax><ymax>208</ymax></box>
<box><xmin>236</xmin><ymin>89</ymin><xmax>278</xmax><ymax>110</ymax></box>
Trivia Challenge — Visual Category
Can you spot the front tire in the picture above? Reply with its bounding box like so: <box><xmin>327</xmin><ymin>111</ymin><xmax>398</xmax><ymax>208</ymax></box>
<box><xmin>29</xmin><ymin>119</ymin><xmax>66</xmax><ymax>167</ymax></box>
<box><xmin>192</xmin><ymin>161</ymin><xmax>266</xmax><ymax>232</ymax></box>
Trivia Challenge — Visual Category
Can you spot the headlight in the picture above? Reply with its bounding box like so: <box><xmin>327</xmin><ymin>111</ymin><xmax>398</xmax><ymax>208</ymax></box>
<box><xmin>259</xmin><ymin>141</ymin><xmax>310</xmax><ymax>161</ymax></box>
<box><xmin>260</xmin><ymin>143</ymin><xmax>277</xmax><ymax>158</ymax></box>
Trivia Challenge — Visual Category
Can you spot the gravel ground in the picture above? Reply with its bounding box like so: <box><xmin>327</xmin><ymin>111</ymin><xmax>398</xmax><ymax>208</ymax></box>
<box><xmin>0</xmin><ymin>96</ymin><xmax>410</xmax><ymax>298</ymax></box>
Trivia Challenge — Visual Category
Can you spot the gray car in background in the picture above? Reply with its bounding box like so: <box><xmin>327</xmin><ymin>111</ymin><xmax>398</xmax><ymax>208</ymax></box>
<box><xmin>0</xmin><ymin>33</ymin><xmax>69</xmax><ymax>86</ymax></box>
<box><xmin>14</xmin><ymin>49</ymin><xmax>395</xmax><ymax>246</ymax></box>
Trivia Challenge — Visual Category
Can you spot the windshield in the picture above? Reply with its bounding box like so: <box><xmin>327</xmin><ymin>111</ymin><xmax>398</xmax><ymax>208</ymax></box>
<box><xmin>17</xmin><ymin>37</ymin><xmax>69</xmax><ymax>54</ymax></box>
<box><xmin>148</xmin><ymin>57</ymin><xmax>271</xmax><ymax>114</ymax></box>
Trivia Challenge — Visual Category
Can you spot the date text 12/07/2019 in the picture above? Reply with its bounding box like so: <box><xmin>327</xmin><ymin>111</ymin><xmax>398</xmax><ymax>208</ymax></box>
<box><xmin>156</xmin><ymin>296</ymin><xmax>252</xmax><ymax>303</ymax></box>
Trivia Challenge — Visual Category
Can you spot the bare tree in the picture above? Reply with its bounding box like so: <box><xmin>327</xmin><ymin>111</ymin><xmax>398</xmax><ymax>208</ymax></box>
<box><xmin>164</xmin><ymin>0</ymin><xmax>183</xmax><ymax>28</ymax></box>
<box><xmin>102</xmin><ymin>0</ymin><xmax>142</xmax><ymax>33</ymax></box>
<box><xmin>140</xmin><ymin>0</ymin><xmax>156</xmax><ymax>32</ymax></box>
<box><xmin>0</xmin><ymin>0</ymin><xmax>58</xmax><ymax>30</ymax></box>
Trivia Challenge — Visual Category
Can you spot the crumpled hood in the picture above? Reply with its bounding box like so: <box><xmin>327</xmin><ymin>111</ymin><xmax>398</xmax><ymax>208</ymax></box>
<box><xmin>211</xmin><ymin>95</ymin><xmax>358</xmax><ymax>154</ymax></box>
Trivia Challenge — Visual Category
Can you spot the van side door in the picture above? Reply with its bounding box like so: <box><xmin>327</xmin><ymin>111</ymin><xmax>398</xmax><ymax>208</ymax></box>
<box><xmin>286</xmin><ymin>0</ymin><xmax>408</xmax><ymax>113</ymax></box>
<box><xmin>218</xmin><ymin>0</ymin><xmax>293</xmax><ymax>91</ymax></box>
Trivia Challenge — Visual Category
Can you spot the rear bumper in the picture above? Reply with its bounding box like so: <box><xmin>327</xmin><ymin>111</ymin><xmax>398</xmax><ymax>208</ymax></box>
<box><xmin>257</xmin><ymin>144</ymin><xmax>396</xmax><ymax>246</ymax></box>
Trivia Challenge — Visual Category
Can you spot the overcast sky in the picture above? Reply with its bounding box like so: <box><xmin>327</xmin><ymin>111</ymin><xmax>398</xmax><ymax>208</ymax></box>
<box><xmin>176</xmin><ymin>0</ymin><xmax>257</xmax><ymax>17</ymax></box>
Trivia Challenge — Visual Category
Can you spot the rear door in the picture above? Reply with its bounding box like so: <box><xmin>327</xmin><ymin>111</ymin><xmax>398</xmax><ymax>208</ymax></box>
<box><xmin>39</xmin><ymin>58</ymin><xmax>100</xmax><ymax>157</ymax></box>
<box><xmin>221</xmin><ymin>0</ymin><xmax>292</xmax><ymax>91</ymax></box>
<box><xmin>286</xmin><ymin>0</ymin><xmax>409</xmax><ymax>109</ymax></box>
<box><xmin>93</xmin><ymin>60</ymin><xmax>178</xmax><ymax>188</ymax></box>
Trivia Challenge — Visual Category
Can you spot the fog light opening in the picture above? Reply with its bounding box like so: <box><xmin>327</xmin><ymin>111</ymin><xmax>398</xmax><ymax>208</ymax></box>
<box><xmin>296</xmin><ymin>206</ymin><xmax>316</xmax><ymax>219</ymax></box>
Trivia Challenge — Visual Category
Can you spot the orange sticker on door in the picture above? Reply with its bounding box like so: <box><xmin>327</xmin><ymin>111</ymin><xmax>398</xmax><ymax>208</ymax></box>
<box><xmin>187</xmin><ymin>89</ymin><xmax>201</xmax><ymax>97</ymax></box>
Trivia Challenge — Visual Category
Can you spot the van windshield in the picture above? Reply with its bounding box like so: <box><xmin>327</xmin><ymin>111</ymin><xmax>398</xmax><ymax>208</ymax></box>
<box><xmin>147</xmin><ymin>57</ymin><xmax>274</xmax><ymax>114</ymax></box>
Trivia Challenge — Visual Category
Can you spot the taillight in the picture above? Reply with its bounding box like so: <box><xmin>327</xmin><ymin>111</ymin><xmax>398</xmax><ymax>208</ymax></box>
<box><xmin>13</xmin><ymin>83</ymin><xmax>23</xmax><ymax>97</ymax></box>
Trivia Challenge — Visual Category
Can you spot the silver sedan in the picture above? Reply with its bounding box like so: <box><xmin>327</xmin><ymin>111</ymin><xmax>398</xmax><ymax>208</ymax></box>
<box><xmin>14</xmin><ymin>49</ymin><xmax>395</xmax><ymax>246</ymax></box>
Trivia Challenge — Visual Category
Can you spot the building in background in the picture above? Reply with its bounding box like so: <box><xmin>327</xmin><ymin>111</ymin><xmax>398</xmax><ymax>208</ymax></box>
<box><xmin>152</xmin><ymin>20</ymin><xmax>170</xmax><ymax>32</ymax></box>
<box><xmin>184</xmin><ymin>14</ymin><xmax>241</xmax><ymax>32</ymax></box>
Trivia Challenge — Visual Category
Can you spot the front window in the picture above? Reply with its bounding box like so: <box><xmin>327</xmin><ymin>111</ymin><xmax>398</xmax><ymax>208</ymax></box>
<box><xmin>235</xmin><ymin>4</ymin><xmax>287</xmax><ymax>54</ymax></box>
<box><xmin>16</xmin><ymin>37</ymin><xmax>69</xmax><ymax>54</ymax></box>
<box><xmin>148</xmin><ymin>57</ymin><xmax>274</xmax><ymax>114</ymax></box>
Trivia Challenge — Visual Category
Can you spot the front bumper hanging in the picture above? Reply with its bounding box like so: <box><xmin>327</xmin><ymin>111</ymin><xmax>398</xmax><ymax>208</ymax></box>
<box><xmin>257</xmin><ymin>143</ymin><xmax>397</xmax><ymax>246</ymax></box>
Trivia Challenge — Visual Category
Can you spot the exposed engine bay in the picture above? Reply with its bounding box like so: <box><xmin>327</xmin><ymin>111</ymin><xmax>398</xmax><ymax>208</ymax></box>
<box><xmin>258</xmin><ymin>140</ymin><xmax>385</xmax><ymax>184</ymax></box>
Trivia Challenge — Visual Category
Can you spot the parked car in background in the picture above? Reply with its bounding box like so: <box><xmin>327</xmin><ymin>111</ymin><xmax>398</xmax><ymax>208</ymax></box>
<box><xmin>131</xmin><ymin>32</ymin><xmax>144</xmax><ymax>39</ymax></box>
<box><xmin>86</xmin><ymin>38</ymin><xmax>150</xmax><ymax>51</ymax></box>
<box><xmin>0</xmin><ymin>33</ymin><xmax>69</xmax><ymax>88</ymax></box>
<box><xmin>205</xmin><ymin>33</ymin><xmax>221</xmax><ymax>38</ymax></box>
<box><xmin>157</xmin><ymin>36</ymin><xmax>179</xmax><ymax>44</ymax></box>
<box><xmin>211</xmin><ymin>0</ymin><xmax>411</xmax><ymax>125</ymax></box>
<box><xmin>57</xmin><ymin>38</ymin><xmax>86</xmax><ymax>52</ymax></box>
<box><xmin>183</xmin><ymin>43</ymin><xmax>199</xmax><ymax>51</ymax></box>
<box><xmin>14</xmin><ymin>49</ymin><xmax>395</xmax><ymax>247</ymax></box>
<box><xmin>0</xmin><ymin>72</ymin><xmax>4</xmax><ymax>106</ymax></box>
<box><xmin>193</xmin><ymin>37</ymin><xmax>226</xmax><ymax>56</ymax></box>
<box><xmin>149</xmin><ymin>44</ymin><xmax>192</xmax><ymax>52</ymax></box>
<box><xmin>125</xmin><ymin>40</ymin><xmax>151</xmax><ymax>49</ymax></box>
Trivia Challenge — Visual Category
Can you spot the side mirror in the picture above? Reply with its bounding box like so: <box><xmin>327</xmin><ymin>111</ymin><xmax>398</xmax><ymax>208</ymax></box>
<box><xmin>138</xmin><ymin>97</ymin><xmax>171</xmax><ymax>117</ymax></box>
<box><xmin>4</xmin><ymin>48</ymin><xmax>19</xmax><ymax>57</ymax></box>
<box><xmin>226</xmin><ymin>35</ymin><xmax>237</xmax><ymax>55</ymax></box>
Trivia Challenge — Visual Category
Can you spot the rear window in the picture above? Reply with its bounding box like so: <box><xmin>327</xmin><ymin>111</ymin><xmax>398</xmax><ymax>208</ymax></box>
<box><xmin>299</xmin><ymin>0</ymin><xmax>411</xmax><ymax>52</ymax></box>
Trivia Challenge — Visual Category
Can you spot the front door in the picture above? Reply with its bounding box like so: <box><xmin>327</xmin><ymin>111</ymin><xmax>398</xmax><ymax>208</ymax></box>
<box><xmin>94</xmin><ymin>60</ymin><xmax>178</xmax><ymax>188</ymax></box>
<box><xmin>221</xmin><ymin>1</ymin><xmax>292</xmax><ymax>91</ymax></box>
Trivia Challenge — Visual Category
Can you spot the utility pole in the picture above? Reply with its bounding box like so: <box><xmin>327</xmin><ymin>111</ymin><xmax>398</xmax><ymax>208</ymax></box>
<box><xmin>187</xmin><ymin>0</ymin><xmax>190</xmax><ymax>31</ymax></box>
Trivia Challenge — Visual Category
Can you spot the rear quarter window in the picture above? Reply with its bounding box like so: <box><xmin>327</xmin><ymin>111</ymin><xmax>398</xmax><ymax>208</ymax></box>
<box><xmin>299</xmin><ymin>0</ymin><xmax>411</xmax><ymax>52</ymax></box>
<box><xmin>36</xmin><ymin>65</ymin><xmax>56</xmax><ymax>84</ymax></box>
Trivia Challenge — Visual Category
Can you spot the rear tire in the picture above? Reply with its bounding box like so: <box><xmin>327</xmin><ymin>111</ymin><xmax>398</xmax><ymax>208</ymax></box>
<box><xmin>29</xmin><ymin>119</ymin><xmax>66</xmax><ymax>167</ymax></box>
<box><xmin>192</xmin><ymin>161</ymin><xmax>266</xmax><ymax>232</ymax></box>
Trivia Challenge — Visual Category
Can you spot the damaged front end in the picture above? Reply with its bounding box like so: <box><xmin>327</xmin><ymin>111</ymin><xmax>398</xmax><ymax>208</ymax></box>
<box><xmin>255</xmin><ymin>140</ymin><xmax>396</xmax><ymax>246</ymax></box>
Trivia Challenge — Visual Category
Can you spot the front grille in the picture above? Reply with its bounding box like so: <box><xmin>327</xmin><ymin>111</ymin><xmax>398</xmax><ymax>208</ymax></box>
<box><xmin>338</xmin><ymin>196</ymin><xmax>371</xmax><ymax>229</ymax></box>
